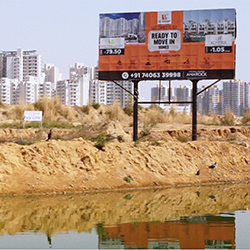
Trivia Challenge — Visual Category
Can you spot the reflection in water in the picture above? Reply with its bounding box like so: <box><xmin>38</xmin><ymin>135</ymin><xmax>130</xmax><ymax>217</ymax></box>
<box><xmin>0</xmin><ymin>183</ymin><xmax>249</xmax><ymax>248</ymax></box>
<box><xmin>99</xmin><ymin>215</ymin><xmax>235</xmax><ymax>249</ymax></box>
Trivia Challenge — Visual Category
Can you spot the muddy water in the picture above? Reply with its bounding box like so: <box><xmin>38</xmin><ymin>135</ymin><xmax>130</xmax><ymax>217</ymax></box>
<box><xmin>0</xmin><ymin>183</ymin><xmax>250</xmax><ymax>248</ymax></box>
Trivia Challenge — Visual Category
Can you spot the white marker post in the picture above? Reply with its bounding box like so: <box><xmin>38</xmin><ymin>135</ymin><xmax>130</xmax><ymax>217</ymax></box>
<box><xmin>24</xmin><ymin>111</ymin><xmax>43</xmax><ymax>128</ymax></box>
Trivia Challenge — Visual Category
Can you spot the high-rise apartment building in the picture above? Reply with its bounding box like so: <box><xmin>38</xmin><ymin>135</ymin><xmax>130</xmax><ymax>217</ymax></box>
<box><xmin>151</xmin><ymin>84</ymin><xmax>166</xmax><ymax>102</ymax></box>
<box><xmin>90</xmin><ymin>80</ymin><xmax>106</xmax><ymax>105</ymax></box>
<box><xmin>0</xmin><ymin>78</ymin><xmax>18</xmax><ymax>104</ymax></box>
<box><xmin>175</xmin><ymin>85</ymin><xmax>191</xmax><ymax>103</ymax></box>
<box><xmin>3</xmin><ymin>49</ymin><xmax>43</xmax><ymax>82</ymax></box>
<box><xmin>16</xmin><ymin>75</ymin><xmax>45</xmax><ymax>105</ymax></box>
<box><xmin>56</xmin><ymin>80</ymin><xmax>69</xmax><ymax>105</ymax></box>
<box><xmin>44</xmin><ymin>63</ymin><xmax>61</xmax><ymax>88</ymax></box>
<box><xmin>222</xmin><ymin>80</ymin><xmax>246</xmax><ymax>116</ymax></box>
<box><xmin>201</xmin><ymin>85</ymin><xmax>221</xmax><ymax>115</ymax></box>
<box><xmin>70</xmin><ymin>63</ymin><xmax>88</xmax><ymax>80</ymax></box>
<box><xmin>55</xmin><ymin>64</ymin><xmax>91</xmax><ymax>106</ymax></box>
<box><xmin>106</xmin><ymin>81</ymin><xmax>133</xmax><ymax>108</ymax></box>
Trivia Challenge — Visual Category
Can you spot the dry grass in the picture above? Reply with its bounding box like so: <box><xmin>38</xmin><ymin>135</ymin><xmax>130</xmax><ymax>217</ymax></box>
<box><xmin>198</xmin><ymin>115</ymin><xmax>222</xmax><ymax>125</ymax></box>
<box><xmin>34</xmin><ymin>97</ymin><xmax>79</xmax><ymax>122</ymax></box>
<box><xmin>0</xmin><ymin>98</ymin><xmax>247</xmax><ymax>133</ymax></box>
<box><xmin>221</xmin><ymin>107</ymin><xmax>236</xmax><ymax>126</ymax></box>
<box><xmin>104</xmin><ymin>101</ymin><xmax>127</xmax><ymax>122</ymax></box>
<box><xmin>139</xmin><ymin>105</ymin><xmax>191</xmax><ymax>127</ymax></box>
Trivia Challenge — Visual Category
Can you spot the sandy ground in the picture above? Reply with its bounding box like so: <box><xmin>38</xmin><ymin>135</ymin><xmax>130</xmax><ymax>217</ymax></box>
<box><xmin>0</xmin><ymin>124</ymin><xmax>250</xmax><ymax>195</ymax></box>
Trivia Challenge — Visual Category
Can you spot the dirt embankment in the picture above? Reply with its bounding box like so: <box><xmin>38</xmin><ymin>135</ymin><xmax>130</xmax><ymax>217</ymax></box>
<box><xmin>0</xmin><ymin>125</ymin><xmax>250</xmax><ymax>195</ymax></box>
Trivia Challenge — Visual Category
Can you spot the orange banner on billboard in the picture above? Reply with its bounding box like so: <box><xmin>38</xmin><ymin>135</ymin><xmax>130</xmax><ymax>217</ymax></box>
<box><xmin>98</xmin><ymin>9</ymin><xmax>236</xmax><ymax>81</ymax></box>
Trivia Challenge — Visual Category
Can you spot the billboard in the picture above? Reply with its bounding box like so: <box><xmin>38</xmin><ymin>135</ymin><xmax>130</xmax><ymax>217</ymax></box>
<box><xmin>98</xmin><ymin>8</ymin><xmax>236</xmax><ymax>81</ymax></box>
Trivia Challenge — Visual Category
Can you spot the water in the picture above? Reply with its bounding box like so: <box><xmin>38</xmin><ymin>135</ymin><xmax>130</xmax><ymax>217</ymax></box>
<box><xmin>0</xmin><ymin>183</ymin><xmax>250</xmax><ymax>249</ymax></box>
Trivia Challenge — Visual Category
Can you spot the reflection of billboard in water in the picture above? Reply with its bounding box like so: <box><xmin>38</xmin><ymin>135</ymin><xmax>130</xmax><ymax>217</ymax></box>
<box><xmin>98</xmin><ymin>8</ymin><xmax>236</xmax><ymax>81</ymax></box>
<box><xmin>99</xmin><ymin>215</ymin><xmax>235</xmax><ymax>249</ymax></box>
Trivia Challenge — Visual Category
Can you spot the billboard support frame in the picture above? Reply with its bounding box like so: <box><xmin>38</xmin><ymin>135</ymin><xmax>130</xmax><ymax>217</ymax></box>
<box><xmin>192</xmin><ymin>79</ymin><xmax>198</xmax><ymax>141</ymax></box>
<box><xmin>133</xmin><ymin>80</ymin><xmax>139</xmax><ymax>141</ymax></box>
<box><xmin>131</xmin><ymin>78</ymin><xmax>222</xmax><ymax>142</ymax></box>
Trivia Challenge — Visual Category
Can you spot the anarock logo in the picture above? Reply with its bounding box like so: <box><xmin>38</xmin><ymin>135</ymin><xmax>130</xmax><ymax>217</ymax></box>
<box><xmin>186</xmin><ymin>71</ymin><xmax>207</xmax><ymax>78</ymax></box>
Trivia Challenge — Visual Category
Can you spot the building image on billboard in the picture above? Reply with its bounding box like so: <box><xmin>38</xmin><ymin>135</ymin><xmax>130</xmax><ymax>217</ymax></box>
<box><xmin>183</xmin><ymin>9</ymin><xmax>236</xmax><ymax>43</ymax></box>
<box><xmin>99</xmin><ymin>12</ymin><xmax>146</xmax><ymax>44</ymax></box>
<box><xmin>98</xmin><ymin>8</ymin><xmax>236</xmax><ymax>81</ymax></box>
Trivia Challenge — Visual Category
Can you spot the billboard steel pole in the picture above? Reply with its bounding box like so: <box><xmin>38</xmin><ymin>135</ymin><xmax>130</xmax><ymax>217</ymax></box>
<box><xmin>133</xmin><ymin>81</ymin><xmax>139</xmax><ymax>141</ymax></box>
<box><xmin>192</xmin><ymin>80</ymin><xmax>199</xmax><ymax>141</ymax></box>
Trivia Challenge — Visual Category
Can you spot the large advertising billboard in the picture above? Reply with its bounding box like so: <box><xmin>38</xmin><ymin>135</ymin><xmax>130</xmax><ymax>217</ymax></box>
<box><xmin>98</xmin><ymin>8</ymin><xmax>236</xmax><ymax>81</ymax></box>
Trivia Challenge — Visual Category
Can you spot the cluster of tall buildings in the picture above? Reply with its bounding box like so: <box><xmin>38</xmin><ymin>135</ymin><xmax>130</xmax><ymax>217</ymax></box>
<box><xmin>0</xmin><ymin>48</ymin><xmax>133</xmax><ymax>108</ymax></box>
<box><xmin>151</xmin><ymin>80</ymin><xmax>250</xmax><ymax>116</ymax></box>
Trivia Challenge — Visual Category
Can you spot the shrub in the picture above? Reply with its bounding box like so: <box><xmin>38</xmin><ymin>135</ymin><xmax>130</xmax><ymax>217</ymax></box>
<box><xmin>105</xmin><ymin>101</ymin><xmax>125</xmax><ymax>121</ymax></box>
<box><xmin>148</xmin><ymin>140</ymin><xmax>162</xmax><ymax>146</ymax></box>
<box><xmin>124</xmin><ymin>194</ymin><xmax>132</xmax><ymax>200</ymax></box>
<box><xmin>94</xmin><ymin>132</ymin><xmax>107</xmax><ymax>150</ymax></box>
<box><xmin>81</xmin><ymin>105</ymin><xmax>91</xmax><ymax>114</ymax></box>
<box><xmin>242</xmin><ymin>110</ymin><xmax>250</xmax><ymax>125</ymax></box>
<box><xmin>92</xmin><ymin>103</ymin><xmax>100</xmax><ymax>109</ymax></box>
<box><xmin>221</xmin><ymin>107</ymin><xmax>235</xmax><ymax>126</ymax></box>
<box><xmin>123</xmin><ymin>96</ymin><xmax>133</xmax><ymax>116</ymax></box>
<box><xmin>123</xmin><ymin>176</ymin><xmax>132</xmax><ymax>183</ymax></box>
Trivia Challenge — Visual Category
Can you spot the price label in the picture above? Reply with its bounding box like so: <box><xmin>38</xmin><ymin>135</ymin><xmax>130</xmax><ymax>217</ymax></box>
<box><xmin>100</xmin><ymin>48</ymin><xmax>124</xmax><ymax>55</ymax></box>
<box><xmin>205</xmin><ymin>46</ymin><xmax>232</xmax><ymax>53</ymax></box>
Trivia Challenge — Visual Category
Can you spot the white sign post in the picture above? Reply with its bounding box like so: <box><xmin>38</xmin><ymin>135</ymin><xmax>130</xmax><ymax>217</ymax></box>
<box><xmin>24</xmin><ymin>111</ymin><xmax>43</xmax><ymax>128</ymax></box>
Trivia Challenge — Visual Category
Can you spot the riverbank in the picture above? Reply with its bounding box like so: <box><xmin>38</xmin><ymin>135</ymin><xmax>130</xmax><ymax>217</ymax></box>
<box><xmin>1</xmin><ymin>125</ymin><xmax>250</xmax><ymax>195</ymax></box>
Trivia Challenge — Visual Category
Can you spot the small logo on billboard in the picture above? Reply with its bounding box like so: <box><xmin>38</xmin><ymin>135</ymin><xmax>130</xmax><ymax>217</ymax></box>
<box><xmin>158</xmin><ymin>11</ymin><xmax>172</xmax><ymax>24</ymax></box>
<box><xmin>205</xmin><ymin>34</ymin><xmax>233</xmax><ymax>46</ymax></box>
<box><xmin>186</xmin><ymin>71</ymin><xmax>207</xmax><ymax>78</ymax></box>
<box><xmin>100</xmin><ymin>38</ymin><xmax>125</xmax><ymax>49</ymax></box>
<box><xmin>128</xmin><ymin>60</ymin><xmax>137</xmax><ymax>69</ymax></box>
<box><xmin>122</xmin><ymin>72</ymin><xmax>129</xmax><ymax>79</ymax></box>
<box><xmin>181</xmin><ymin>58</ymin><xmax>195</xmax><ymax>68</ymax></box>
<box><xmin>116</xmin><ymin>60</ymin><xmax>123</xmax><ymax>69</ymax></box>
<box><xmin>164</xmin><ymin>58</ymin><xmax>170</xmax><ymax>64</ymax></box>
<box><xmin>200</xmin><ymin>57</ymin><xmax>214</xmax><ymax>68</ymax></box>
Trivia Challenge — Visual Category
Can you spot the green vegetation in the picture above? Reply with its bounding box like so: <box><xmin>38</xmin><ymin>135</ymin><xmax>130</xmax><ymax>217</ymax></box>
<box><xmin>91</xmin><ymin>103</ymin><xmax>100</xmax><ymax>109</ymax></box>
<box><xmin>147</xmin><ymin>140</ymin><xmax>162</xmax><ymax>146</ymax></box>
<box><xmin>124</xmin><ymin>194</ymin><xmax>132</xmax><ymax>200</ymax></box>
<box><xmin>123</xmin><ymin>176</ymin><xmax>132</xmax><ymax>183</ymax></box>
<box><xmin>94</xmin><ymin>132</ymin><xmax>107</xmax><ymax>150</ymax></box>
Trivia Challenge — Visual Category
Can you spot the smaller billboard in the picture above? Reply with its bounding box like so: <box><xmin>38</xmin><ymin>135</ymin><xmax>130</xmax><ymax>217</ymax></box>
<box><xmin>24</xmin><ymin>111</ymin><xmax>43</xmax><ymax>122</ymax></box>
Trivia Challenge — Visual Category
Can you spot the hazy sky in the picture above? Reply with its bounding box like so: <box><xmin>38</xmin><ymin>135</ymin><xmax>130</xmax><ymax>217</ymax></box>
<box><xmin>0</xmin><ymin>0</ymin><xmax>248</xmax><ymax>99</ymax></box>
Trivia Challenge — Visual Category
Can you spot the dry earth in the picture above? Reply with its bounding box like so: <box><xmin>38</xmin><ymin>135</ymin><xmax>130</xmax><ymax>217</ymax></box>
<box><xmin>0</xmin><ymin>123</ymin><xmax>250</xmax><ymax>195</ymax></box>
